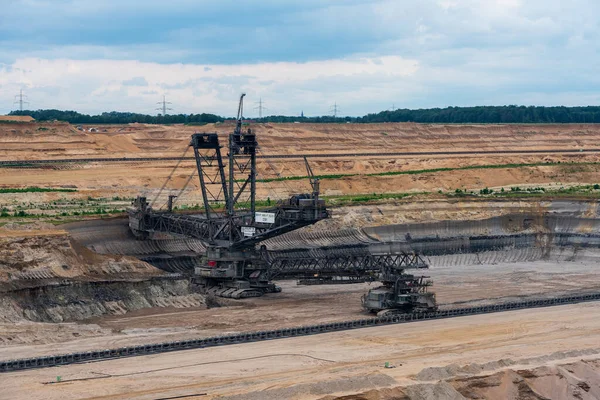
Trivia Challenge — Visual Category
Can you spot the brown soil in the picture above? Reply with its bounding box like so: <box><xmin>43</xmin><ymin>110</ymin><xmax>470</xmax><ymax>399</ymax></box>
<box><xmin>3</xmin><ymin>122</ymin><xmax>600</xmax><ymax>399</ymax></box>
<box><xmin>0</xmin><ymin>116</ymin><xmax>34</xmax><ymax>122</ymax></box>
<box><xmin>2</xmin><ymin>258</ymin><xmax>599</xmax><ymax>362</ymax></box>
<box><xmin>325</xmin><ymin>356</ymin><xmax>600</xmax><ymax>399</ymax></box>
<box><xmin>0</xmin><ymin>229</ymin><xmax>162</xmax><ymax>292</ymax></box>
<box><xmin>4</xmin><ymin>122</ymin><xmax>600</xmax><ymax>159</ymax></box>
<box><xmin>5</xmin><ymin>303</ymin><xmax>600</xmax><ymax>400</ymax></box>
<box><xmin>2</xmin><ymin>122</ymin><xmax>600</xmax><ymax>205</ymax></box>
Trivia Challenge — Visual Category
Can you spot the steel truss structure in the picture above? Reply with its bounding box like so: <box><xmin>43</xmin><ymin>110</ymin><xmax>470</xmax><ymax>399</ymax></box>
<box><xmin>268</xmin><ymin>247</ymin><xmax>428</xmax><ymax>279</ymax></box>
<box><xmin>128</xmin><ymin>95</ymin><xmax>329</xmax><ymax>298</ymax></box>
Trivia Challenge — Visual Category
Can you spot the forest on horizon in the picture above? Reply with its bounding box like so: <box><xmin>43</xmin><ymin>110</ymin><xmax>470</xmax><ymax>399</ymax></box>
<box><xmin>10</xmin><ymin>105</ymin><xmax>600</xmax><ymax>124</ymax></box>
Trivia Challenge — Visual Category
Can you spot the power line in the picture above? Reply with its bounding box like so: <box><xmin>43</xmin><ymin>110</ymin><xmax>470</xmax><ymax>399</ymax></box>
<box><xmin>253</xmin><ymin>98</ymin><xmax>268</xmax><ymax>118</ymax></box>
<box><xmin>156</xmin><ymin>95</ymin><xmax>173</xmax><ymax>116</ymax></box>
<box><xmin>329</xmin><ymin>102</ymin><xmax>340</xmax><ymax>118</ymax></box>
<box><xmin>13</xmin><ymin>89</ymin><xmax>29</xmax><ymax>112</ymax></box>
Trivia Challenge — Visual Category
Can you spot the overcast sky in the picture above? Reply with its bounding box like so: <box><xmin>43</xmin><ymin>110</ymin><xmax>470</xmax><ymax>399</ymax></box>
<box><xmin>1</xmin><ymin>0</ymin><xmax>599</xmax><ymax>116</ymax></box>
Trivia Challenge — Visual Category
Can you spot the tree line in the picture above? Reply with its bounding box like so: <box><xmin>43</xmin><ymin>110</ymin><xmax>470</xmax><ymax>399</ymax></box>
<box><xmin>9</xmin><ymin>110</ymin><xmax>223</xmax><ymax>125</ymax></box>
<box><xmin>10</xmin><ymin>105</ymin><xmax>600</xmax><ymax>124</ymax></box>
<box><xmin>355</xmin><ymin>105</ymin><xmax>600</xmax><ymax>123</ymax></box>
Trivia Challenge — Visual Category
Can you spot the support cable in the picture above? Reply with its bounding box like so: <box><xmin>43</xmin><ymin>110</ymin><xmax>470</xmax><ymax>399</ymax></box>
<box><xmin>173</xmin><ymin>170</ymin><xmax>198</xmax><ymax>206</ymax></box>
<box><xmin>151</xmin><ymin>146</ymin><xmax>190</xmax><ymax>208</ymax></box>
<box><xmin>158</xmin><ymin>169</ymin><xmax>197</xmax><ymax>211</ymax></box>
<box><xmin>256</xmin><ymin>144</ymin><xmax>297</xmax><ymax>200</ymax></box>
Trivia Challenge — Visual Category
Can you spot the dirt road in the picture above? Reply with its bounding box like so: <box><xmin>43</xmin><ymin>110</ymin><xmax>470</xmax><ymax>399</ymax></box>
<box><xmin>2</xmin><ymin>258</ymin><xmax>600</xmax><ymax>363</ymax></box>
<box><xmin>4</xmin><ymin>302</ymin><xmax>600</xmax><ymax>399</ymax></box>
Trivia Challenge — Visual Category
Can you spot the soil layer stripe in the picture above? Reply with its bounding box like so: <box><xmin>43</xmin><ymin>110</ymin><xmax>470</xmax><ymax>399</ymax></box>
<box><xmin>2</xmin><ymin>148</ymin><xmax>600</xmax><ymax>166</ymax></box>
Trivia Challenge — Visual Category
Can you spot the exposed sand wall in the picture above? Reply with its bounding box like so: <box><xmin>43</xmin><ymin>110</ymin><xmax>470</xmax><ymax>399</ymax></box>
<box><xmin>0</xmin><ymin>115</ymin><xmax>34</xmax><ymax>122</ymax></box>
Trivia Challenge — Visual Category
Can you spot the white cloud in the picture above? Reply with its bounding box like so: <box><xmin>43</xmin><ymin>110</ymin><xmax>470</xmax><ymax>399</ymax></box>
<box><xmin>0</xmin><ymin>56</ymin><xmax>419</xmax><ymax>116</ymax></box>
<box><xmin>1</xmin><ymin>0</ymin><xmax>600</xmax><ymax>115</ymax></box>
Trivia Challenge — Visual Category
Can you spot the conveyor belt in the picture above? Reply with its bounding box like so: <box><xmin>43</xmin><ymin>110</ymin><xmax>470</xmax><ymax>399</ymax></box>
<box><xmin>2</xmin><ymin>292</ymin><xmax>599</xmax><ymax>373</ymax></box>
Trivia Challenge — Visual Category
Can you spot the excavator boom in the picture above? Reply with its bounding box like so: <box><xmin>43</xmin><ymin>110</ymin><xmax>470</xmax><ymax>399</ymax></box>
<box><xmin>128</xmin><ymin>96</ymin><xmax>328</xmax><ymax>298</ymax></box>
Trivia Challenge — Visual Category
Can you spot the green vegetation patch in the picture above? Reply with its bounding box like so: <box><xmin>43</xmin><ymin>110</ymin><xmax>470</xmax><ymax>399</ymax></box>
<box><xmin>448</xmin><ymin>184</ymin><xmax>600</xmax><ymax>200</ymax></box>
<box><xmin>257</xmin><ymin>173</ymin><xmax>356</xmax><ymax>183</ymax></box>
<box><xmin>322</xmin><ymin>192</ymin><xmax>428</xmax><ymax>206</ymax></box>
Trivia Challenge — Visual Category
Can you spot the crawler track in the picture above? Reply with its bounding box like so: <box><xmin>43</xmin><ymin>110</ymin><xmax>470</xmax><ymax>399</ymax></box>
<box><xmin>2</xmin><ymin>292</ymin><xmax>600</xmax><ymax>373</ymax></box>
<box><xmin>1</xmin><ymin>148</ymin><xmax>600</xmax><ymax>167</ymax></box>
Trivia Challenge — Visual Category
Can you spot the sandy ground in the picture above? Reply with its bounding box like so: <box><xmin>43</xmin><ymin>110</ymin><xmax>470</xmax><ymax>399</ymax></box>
<box><xmin>2</xmin><ymin>259</ymin><xmax>600</xmax><ymax>362</ymax></box>
<box><xmin>3</xmin><ymin>122</ymin><xmax>600</xmax><ymax>159</ymax></box>
<box><xmin>3</xmin><ymin>122</ymin><xmax>600</xmax><ymax>204</ymax></box>
<box><xmin>3</xmin><ymin>302</ymin><xmax>600</xmax><ymax>400</ymax></box>
<box><xmin>0</xmin><ymin>229</ymin><xmax>161</xmax><ymax>291</ymax></box>
<box><xmin>0</xmin><ymin>116</ymin><xmax>33</xmax><ymax>122</ymax></box>
<box><xmin>3</xmin><ymin>122</ymin><xmax>600</xmax><ymax>398</ymax></box>
<box><xmin>1</xmin><ymin>153</ymin><xmax>600</xmax><ymax>205</ymax></box>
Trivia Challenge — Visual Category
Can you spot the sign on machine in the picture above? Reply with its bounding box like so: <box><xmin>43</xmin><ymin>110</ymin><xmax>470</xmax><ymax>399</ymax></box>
<box><xmin>241</xmin><ymin>226</ymin><xmax>256</xmax><ymax>237</ymax></box>
<box><xmin>255</xmin><ymin>212</ymin><xmax>275</xmax><ymax>224</ymax></box>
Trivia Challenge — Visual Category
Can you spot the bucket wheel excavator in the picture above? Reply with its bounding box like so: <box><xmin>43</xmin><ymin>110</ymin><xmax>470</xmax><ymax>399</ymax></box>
<box><xmin>128</xmin><ymin>95</ymin><xmax>437</xmax><ymax>312</ymax></box>
<box><xmin>128</xmin><ymin>94</ymin><xmax>328</xmax><ymax>298</ymax></box>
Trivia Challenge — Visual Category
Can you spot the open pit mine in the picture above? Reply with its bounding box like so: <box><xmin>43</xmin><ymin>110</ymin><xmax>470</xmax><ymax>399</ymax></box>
<box><xmin>2</xmin><ymin>98</ymin><xmax>600</xmax><ymax>399</ymax></box>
